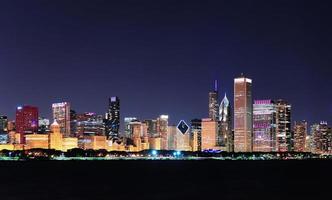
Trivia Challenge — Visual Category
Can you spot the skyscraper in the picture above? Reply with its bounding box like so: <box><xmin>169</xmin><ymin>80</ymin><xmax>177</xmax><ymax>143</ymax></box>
<box><xmin>144</xmin><ymin>119</ymin><xmax>157</xmax><ymax>138</ymax></box>
<box><xmin>293</xmin><ymin>120</ymin><xmax>307</xmax><ymax>152</ymax></box>
<box><xmin>209</xmin><ymin>80</ymin><xmax>219</xmax><ymax>121</ymax></box>
<box><xmin>311</xmin><ymin>122</ymin><xmax>332</xmax><ymax>154</ymax></box>
<box><xmin>190</xmin><ymin>119</ymin><xmax>202</xmax><ymax>151</ymax></box>
<box><xmin>52</xmin><ymin>102</ymin><xmax>71</xmax><ymax>137</ymax></box>
<box><xmin>105</xmin><ymin>97</ymin><xmax>120</xmax><ymax>139</ymax></box>
<box><xmin>75</xmin><ymin>113</ymin><xmax>105</xmax><ymax>137</ymax></box>
<box><xmin>167</xmin><ymin>125</ymin><xmax>177</xmax><ymax>150</ymax></box>
<box><xmin>201</xmin><ymin>118</ymin><xmax>218</xmax><ymax>150</ymax></box>
<box><xmin>0</xmin><ymin>115</ymin><xmax>8</xmax><ymax>133</ymax></box>
<box><xmin>38</xmin><ymin>117</ymin><xmax>50</xmax><ymax>134</ymax></box>
<box><xmin>234</xmin><ymin>74</ymin><xmax>253</xmax><ymax>152</ymax></box>
<box><xmin>15</xmin><ymin>105</ymin><xmax>39</xmax><ymax>144</ymax></box>
<box><xmin>157</xmin><ymin>115</ymin><xmax>169</xmax><ymax>150</ymax></box>
<box><xmin>253</xmin><ymin>100</ymin><xmax>276</xmax><ymax>152</ymax></box>
<box><xmin>0</xmin><ymin>115</ymin><xmax>8</xmax><ymax>144</ymax></box>
<box><xmin>219</xmin><ymin>93</ymin><xmax>233</xmax><ymax>151</ymax></box>
<box><xmin>275</xmin><ymin>99</ymin><xmax>292</xmax><ymax>152</ymax></box>
<box><xmin>124</xmin><ymin>117</ymin><xmax>137</xmax><ymax>138</ymax></box>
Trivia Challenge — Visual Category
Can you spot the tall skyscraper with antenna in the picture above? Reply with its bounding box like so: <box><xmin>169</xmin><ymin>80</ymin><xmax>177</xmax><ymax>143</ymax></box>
<box><xmin>209</xmin><ymin>80</ymin><xmax>219</xmax><ymax>121</ymax></box>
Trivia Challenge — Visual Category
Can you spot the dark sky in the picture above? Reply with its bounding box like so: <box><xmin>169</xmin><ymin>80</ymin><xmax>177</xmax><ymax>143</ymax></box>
<box><xmin>0</xmin><ymin>0</ymin><xmax>331</xmax><ymax>126</ymax></box>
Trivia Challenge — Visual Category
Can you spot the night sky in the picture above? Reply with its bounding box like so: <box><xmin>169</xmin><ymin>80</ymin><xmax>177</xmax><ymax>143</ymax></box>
<box><xmin>0</xmin><ymin>0</ymin><xmax>331</xmax><ymax>126</ymax></box>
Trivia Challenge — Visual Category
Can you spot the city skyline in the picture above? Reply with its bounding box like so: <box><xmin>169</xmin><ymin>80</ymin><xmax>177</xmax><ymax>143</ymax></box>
<box><xmin>1</xmin><ymin>1</ymin><xmax>332</xmax><ymax>126</ymax></box>
<box><xmin>0</xmin><ymin>74</ymin><xmax>329</xmax><ymax>127</ymax></box>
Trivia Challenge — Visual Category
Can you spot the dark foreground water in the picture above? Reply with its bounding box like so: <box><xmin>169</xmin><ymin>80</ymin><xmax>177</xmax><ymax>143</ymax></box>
<box><xmin>0</xmin><ymin>160</ymin><xmax>330</xmax><ymax>200</ymax></box>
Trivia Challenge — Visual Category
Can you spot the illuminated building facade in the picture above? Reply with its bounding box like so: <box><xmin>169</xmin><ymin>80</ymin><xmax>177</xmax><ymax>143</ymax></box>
<box><xmin>234</xmin><ymin>75</ymin><xmax>253</xmax><ymax>152</ymax></box>
<box><xmin>25</xmin><ymin>134</ymin><xmax>49</xmax><ymax>149</ymax></box>
<box><xmin>130</xmin><ymin>121</ymin><xmax>143</xmax><ymax>149</ymax></box>
<box><xmin>157</xmin><ymin>115</ymin><xmax>169</xmax><ymax>150</ymax></box>
<box><xmin>52</xmin><ymin>102</ymin><xmax>71</xmax><ymax>137</ymax></box>
<box><xmin>62</xmin><ymin>137</ymin><xmax>78</xmax><ymax>152</ymax></box>
<box><xmin>124</xmin><ymin>117</ymin><xmax>137</xmax><ymax>138</ymax></box>
<box><xmin>70</xmin><ymin>109</ymin><xmax>77</xmax><ymax>137</ymax></box>
<box><xmin>175</xmin><ymin>125</ymin><xmax>191</xmax><ymax>151</ymax></box>
<box><xmin>75</xmin><ymin>113</ymin><xmax>105</xmax><ymax>138</ymax></box>
<box><xmin>0</xmin><ymin>115</ymin><xmax>8</xmax><ymax>144</ymax></box>
<box><xmin>144</xmin><ymin>119</ymin><xmax>157</xmax><ymax>137</ymax></box>
<box><xmin>105</xmin><ymin>96</ymin><xmax>120</xmax><ymax>139</ymax></box>
<box><xmin>293</xmin><ymin>120</ymin><xmax>307</xmax><ymax>152</ymax></box>
<box><xmin>209</xmin><ymin>80</ymin><xmax>219</xmax><ymax>121</ymax></box>
<box><xmin>219</xmin><ymin>94</ymin><xmax>233</xmax><ymax>152</ymax></box>
<box><xmin>253</xmin><ymin>100</ymin><xmax>276</xmax><ymax>152</ymax></box>
<box><xmin>311</xmin><ymin>122</ymin><xmax>332</xmax><ymax>154</ymax></box>
<box><xmin>83</xmin><ymin>136</ymin><xmax>107</xmax><ymax>150</ymax></box>
<box><xmin>149</xmin><ymin>137</ymin><xmax>161</xmax><ymax>150</ymax></box>
<box><xmin>16</xmin><ymin>105</ymin><xmax>39</xmax><ymax>144</ymax></box>
<box><xmin>0</xmin><ymin>115</ymin><xmax>8</xmax><ymax>133</ymax></box>
<box><xmin>190</xmin><ymin>119</ymin><xmax>202</xmax><ymax>151</ymax></box>
<box><xmin>167</xmin><ymin>126</ymin><xmax>177</xmax><ymax>150</ymax></box>
<box><xmin>201</xmin><ymin>118</ymin><xmax>218</xmax><ymax>150</ymax></box>
<box><xmin>49</xmin><ymin>120</ymin><xmax>63</xmax><ymax>151</ymax></box>
<box><xmin>7</xmin><ymin>121</ymin><xmax>15</xmax><ymax>132</ymax></box>
<box><xmin>38</xmin><ymin>117</ymin><xmax>50</xmax><ymax>134</ymax></box>
<box><xmin>275</xmin><ymin>99</ymin><xmax>292</xmax><ymax>152</ymax></box>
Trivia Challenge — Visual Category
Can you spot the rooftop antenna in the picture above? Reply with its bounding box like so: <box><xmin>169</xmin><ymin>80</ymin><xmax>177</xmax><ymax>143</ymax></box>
<box><xmin>214</xmin><ymin>79</ymin><xmax>218</xmax><ymax>92</ymax></box>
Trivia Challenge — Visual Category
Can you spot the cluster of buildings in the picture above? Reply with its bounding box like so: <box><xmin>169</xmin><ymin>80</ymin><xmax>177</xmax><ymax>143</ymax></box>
<box><xmin>0</xmin><ymin>74</ymin><xmax>331</xmax><ymax>154</ymax></box>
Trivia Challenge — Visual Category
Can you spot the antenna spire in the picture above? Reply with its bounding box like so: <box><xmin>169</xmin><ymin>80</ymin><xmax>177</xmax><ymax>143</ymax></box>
<box><xmin>214</xmin><ymin>80</ymin><xmax>218</xmax><ymax>92</ymax></box>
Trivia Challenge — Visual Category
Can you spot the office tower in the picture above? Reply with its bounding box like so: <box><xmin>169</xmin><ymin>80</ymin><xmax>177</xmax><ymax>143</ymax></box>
<box><xmin>70</xmin><ymin>109</ymin><xmax>77</xmax><ymax>137</ymax></box>
<box><xmin>253</xmin><ymin>100</ymin><xmax>277</xmax><ymax>152</ymax></box>
<box><xmin>157</xmin><ymin>115</ymin><xmax>169</xmax><ymax>150</ymax></box>
<box><xmin>234</xmin><ymin>75</ymin><xmax>253</xmax><ymax>152</ymax></box>
<box><xmin>167</xmin><ymin>126</ymin><xmax>177</xmax><ymax>150</ymax></box>
<box><xmin>141</xmin><ymin>122</ymin><xmax>149</xmax><ymax>146</ymax></box>
<box><xmin>305</xmin><ymin>134</ymin><xmax>312</xmax><ymax>153</ymax></box>
<box><xmin>201</xmin><ymin>118</ymin><xmax>218</xmax><ymax>150</ymax></box>
<box><xmin>190</xmin><ymin>119</ymin><xmax>202</xmax><ymax>151</ymax></box>
<box><xmin>0</xmin><ymin>115</ymin><xmax>8</xmax><ymax>133</ymax></box>
<box><xmin>311</xmin><ymin>122</ymin><xmax>332</xmax><ymax>154</ymax></box>
<box><xmin>209</xmin><ymin>80</ymin><xmax>219</xmax><ymax>121</ymax></box>
<box><xmin>124</xmin><ymin>117</ymin><xmax>137</xmax><ymax>138</ymax></box>
<box><xmin>191</xmin><ymin>119</ymin><xmax>202</xmax><ymax>151</ymax></box>
<box><xmin>275</xmin><ymin>99</ymin><xmax>292</xmax><ymax>152</ymax></box>
<box><xmin>38</xmin><ymin>117</ymin><xmax>50</xmax><ymax>134</ymax></box>
<box><xmin>75</xmin><ymin>113</ymin><xmax>105</xmax><ymax>138</ymax></box>
<box><xmin>52</xmin><ymin>102</ymin><xmax>71</xmax><ymax>137</ymax></box>
<box><xmin>219</xmin><ymin>94</ymin><xmax>233</xmax><ymax>151</ymax></box>
<box><xmin>293</xmin><ymin>120</ymin><xmax>307</xmax><ymax>152</ymax></box>
<box><xmin>49</xmin><ymin>119</ymin><xmax>63</xmax><ymax>151</ymax></box>
<box><xmin>15</xmin><ymin>105</ymin><xmax>39</xmax><ymax>144</ymax></box>
<box><xmin>7</xmin><ymin>121</ymin><xmax>15</xmax><ymax>131</ymax></box>
<box><xmin>130</xmin><ymin>121</ymin><xmax>142</xmax><ymax>148</ymax></box>
<box><xmin>144</xmin><ymin>119</ymin><xmax>157</xmax><ymax>137</ymax></box>
<box><xmin>0</xmin><ymin>115</ymin><xmax>8</xmax><ymax>144</ymax></box>
<box><xmin>105</xmin><ymin>97</ymin><xmax>120</xmax><ymax>139</ymax></box>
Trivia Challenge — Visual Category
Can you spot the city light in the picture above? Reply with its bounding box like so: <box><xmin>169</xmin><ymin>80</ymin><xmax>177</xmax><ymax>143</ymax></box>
<box><xmin>0</xmin><ymin>75</ymin><xmax>331</xmax><ymax>160</ymax></box>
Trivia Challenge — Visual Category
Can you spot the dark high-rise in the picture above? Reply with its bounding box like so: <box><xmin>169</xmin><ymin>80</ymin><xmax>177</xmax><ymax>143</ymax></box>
<box><xmin>208</xmin><ymin>80</ymin><xmax>219</xmax><ymax>121</ymax></box>
<box><xmin>15</xmin><ymin>105</ymin><xmax>39</xmax><ymax>144</ymax></box>
<box><xmin>105</xmin><ymin>97</ymin><xmax>120</xmax><ymax>139</ymax></box>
